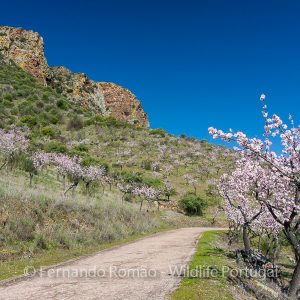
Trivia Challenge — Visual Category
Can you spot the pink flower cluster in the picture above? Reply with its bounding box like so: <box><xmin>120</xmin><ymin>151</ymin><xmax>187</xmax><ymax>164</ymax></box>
<box><xmin>209</xmin><ymin>95</ymin><xmax>300</xmax><ymax>291</ymax></box>
<box><xmin>0</xmin><ymin>128</ymin><xmax>29</xmax><ymax>160</ymax></box>
<box><xmin>218</xmin><ymin>158</ymin><xmax>282</xmax><ymax>233</ymax></box>
<box><xmin>32</xmin><ymin>152</ymin><xmax>106</xmax><ymax>184</ymax></box>
<box><xmin>117</xmin><ymin>182</ymin><xmax>161</xmax><ymax>200</ymax></box>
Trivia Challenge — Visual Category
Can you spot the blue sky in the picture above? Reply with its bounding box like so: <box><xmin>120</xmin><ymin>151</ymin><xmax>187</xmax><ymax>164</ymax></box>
<box><xmin>1</xmin><ymin>0</ymin><xmax>300</xmax><ymax>144</ymax></box>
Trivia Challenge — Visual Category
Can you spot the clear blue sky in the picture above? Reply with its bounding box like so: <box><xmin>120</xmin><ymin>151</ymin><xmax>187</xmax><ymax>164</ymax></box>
<box><xmin>1</xmin><ymin>0</ymin><xmax>300</xmax><ymax>143</ymax></box>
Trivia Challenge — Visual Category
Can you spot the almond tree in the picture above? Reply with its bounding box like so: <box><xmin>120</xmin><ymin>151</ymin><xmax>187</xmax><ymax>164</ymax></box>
<box><xmin>219</xmin><ymin>158</ymin><xmax>281</xmax><ymax>253</ymax></box>
<box><xmin>209</xmin><ymin>94</ymin><xmax>300</xmax><ymax>298</ymax></box>
<box><xmin>117</xmin><ymin>182</ymin><xmax>136</xmax><ymax>203</ymax></box>
<box><xmin>54</xmin><ymin>154</ymin><xmax>83</xmax><ymax>194</ymax></box>
<box><xmin>183</xmin><ymin>174</ymin><xmax>197</xmax><ymax>194</ymax></box>
<box><xmin>163</xmin><ymin>180</ymin><xmax>176</xmax><ymax>201</ymax></box>
<box><xmin>83</xmin><ymin>165</ymin><xmax>106</xmax><ymax>195</ymax></box>
<box><xmin>132</xmin><ymin>185</ymin><xmax>161</xmax><ymax>211</ymax></box>
<box><xmin>0</xmin><ymin>128</ymin><xmax>28</xmax><ymax>170</ymax></box>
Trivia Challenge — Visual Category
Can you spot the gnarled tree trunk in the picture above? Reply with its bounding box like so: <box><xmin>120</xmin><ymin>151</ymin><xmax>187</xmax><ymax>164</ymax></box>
<box><xmin>242</xmin><ymin>225</ymin><xmax>251</xmax><ymax>253</ymax></box>
<box><xmin>288</xmin><ymin>257</ymin><xmax>300</xmax><ymax>299</ymax></box>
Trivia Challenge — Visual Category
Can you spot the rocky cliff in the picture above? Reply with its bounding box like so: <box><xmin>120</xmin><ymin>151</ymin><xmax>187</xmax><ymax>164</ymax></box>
<box><xmin>0</xmin><ymin>26</ymin><xmax>149</xmax><ymax>127</ymax></box>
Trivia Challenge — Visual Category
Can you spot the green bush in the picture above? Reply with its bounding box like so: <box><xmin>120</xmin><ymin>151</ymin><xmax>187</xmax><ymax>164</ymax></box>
<box><xmin>73</xmin><ymin>144</ymin><xmax>89</xmax><ymax>152</ymax></box>
<box><xmin>44</xmin><ymin>141</ymin><xmax>67</xmax><ymax>153</ymax></box>
<box><xmin>149</xmin><ymin>128</ymin><xmax>166</xmax><ymax>137</ymax></box>
<box><xmin>121</xmin><ymin>171</ymin><xmax>143</xmax><ymax>184</ymax></box>
<box><xmin>141</xmin><ymin>160</ymin><xmax>152</xmax><ymax>170</ymax></box>
<box><xmin>41</xmin><ymin>127</ymin><xmax>56</xmax><ymax>138</ymax></box>
<box><xmin>20</xmin><ymin>116</ymin><xmax>37</xmax><ymax>128</ymax></box>
<box><xmin>88</xmin><ymin>115</ymin><xmax>129</xmax><ymax>128</ymax></box>
<box><xmin>56</xmin><ymin>99</ymin><xmax>68</xmax><ymax>110</ymax></box>
<box><xmin>179</xmin><ymin>193</ymin><xmax>207</xmax><ymax>216</ymax></box>
<box><xmin>34</xmin><ymin>234</ymin><xmax>48</xmax><ymax>250</ymax></box>
<box><xmin>48</xmin><ymin>113</ymin><xmax>59</xmax><ymax>124</ymax></box>
<box><xmin>4</xmin><ymin>94</ymin><xmax>13</xmax><ymax>102</ymax></box>
<box><xmin>142</xmin><ymin>177</ymin><xmax>163</xmax><ymax>189</ymax></box>
<box><xmin>80</xmin><ymin>155</ymin><xmax>109</xmax><ymax>171</ymax></box>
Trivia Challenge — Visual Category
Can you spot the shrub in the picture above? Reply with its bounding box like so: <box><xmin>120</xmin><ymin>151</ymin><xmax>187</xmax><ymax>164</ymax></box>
<box><xmin>41</xmin><ymin>127</ymin><xmax>56</xmax><ymax>138</ymax></box>
<box><xmin>121</xmin><ymin>171</ymin><xmax>143</xmax><ymax>184</ymax></box>
<box><xmin>73</xmin><ymin>143</ymin><xmax>89</xmax><ymax>153</ymax></box>
<box><xmin>35</xmin><ymin>234</ymin><xmax>48</xmax><ymax>250</ymax></box>
<box><xmin>20</xmin><ymin>116</ymin><xmax>37</xmax><ymax>128</ymax></box>
<box><xmin>48</xmin><ymin>113</ymin><xmax>59</xmax><ymax>124</ymax></box>
<box><xmin>35</xmin><ymin>101</ymin><xmax>44</xmax><ymax>110</ymax></box>
<box><xmin>179</xmin><ymin>193</ymin><xmax>207</xmax><ymax>216</ymax></box>
<box><xmin>67</xmin><ymin>115</ymin><xmax>84</xmax><ymax>131</ymax></box>
<box><xmin>81</xmin><ymin>156</ymin><xmax>109</xmax><ymax>171</ymax></box>
<box><xmin>4</xmin><ymin>94</ymin><xmax>13</xmax><ymax>102</ymax></box>
<box><xmin>142</xmin><ymin>177</ymin><xmax>163</xmax><ymax>189</ymax></box>
<box><xmin>44</xmin><ymin>141</ymin><xmax>67</xmax><ymax>153</ymax></box>
<box><xmin>56</xmin><ymin>99</ymin><xmax>68</xmax><ymax>110</ymax></box>
<box><xmin>8</xmin><ymin>218</ymin><xmax>35</xmax><ymax>241</ymax></box>
<box><xmin>54</xmin><ymin>229</ymin><xmax>72</xmax><ymax>249</ymax></box>
<box><xmin>149</xmin><ymin>128</ymin><xmax>166</xmax><ymax>137</ymax></box>
<box><xmin>141</xmin><ymin>160</ymin><xmax>152</xmax><ymax>170</ymax></box>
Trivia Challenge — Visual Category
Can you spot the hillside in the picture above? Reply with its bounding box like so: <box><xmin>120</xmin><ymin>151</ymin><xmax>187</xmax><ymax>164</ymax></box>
<box><xmin>0</xmin><ymin>26</ymin><xmax>236</xmax><ymax>283</ymax></box>
<box><xmin>0</xmin><ymin>26</ymin><xmax>148</xmax><ymax>127</ymax></box>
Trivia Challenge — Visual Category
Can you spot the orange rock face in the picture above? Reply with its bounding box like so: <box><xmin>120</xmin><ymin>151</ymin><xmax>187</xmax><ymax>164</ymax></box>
<box><xmin>0</xmin><ymin>26</ymin><xmax>49</xmax><ymax>82</ymax></box>
<box><xmin>97</xmin><ymin>82</ymin><xmax>149</xmax><ymax>127</ymax></box>
<box><xmin>0</xmin><ymin>26</ymin><xmax>149</xmax><ymax>127</ymax></box>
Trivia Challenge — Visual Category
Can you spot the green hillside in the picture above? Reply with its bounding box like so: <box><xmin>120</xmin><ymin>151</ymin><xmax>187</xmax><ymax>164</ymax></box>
<box><xmin>0</xmin><ymin>57</ymin><xmax>235</xmax><ymax>279</ymax></box>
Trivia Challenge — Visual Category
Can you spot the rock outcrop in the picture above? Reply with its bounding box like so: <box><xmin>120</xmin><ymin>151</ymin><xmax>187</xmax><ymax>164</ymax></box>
<box><xmin>0</xmin><ymin>26</ymin><xmax>149</xmax><ymax>127</ymax></box>
<box><xmin>98</xmin><ymin>82</ymin><xmax>149</xmax><ymax>126</ymax></box>
<box><xmin>0</xmin><ymin>26</ymin><xmax>49</xmax><ymax>82</ymax></box>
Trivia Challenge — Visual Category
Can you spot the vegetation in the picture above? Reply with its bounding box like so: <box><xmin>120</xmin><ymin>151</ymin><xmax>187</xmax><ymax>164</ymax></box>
<box><xmin>0</xmin><ymin>171</ymin><xmax>164</xmax><ymax>280</ymax></box>
<box><xmin>171</xmin><ymin>231</ymin><xmax>234</xmax><ymax>300</ymax></box>
<box><xmin>0</xmin><ymin>57</ymin><xmax>235</xmax><ymax>288</ymax></box>
<box><xmin>210</xmin><ymin>94</ymin><xmax>300</xmax><ymax>298</ymax></box>
<box><xmin>179</xmin><ymin>193</ymin><xmax>207</xmax><ymax>216</ymax></box>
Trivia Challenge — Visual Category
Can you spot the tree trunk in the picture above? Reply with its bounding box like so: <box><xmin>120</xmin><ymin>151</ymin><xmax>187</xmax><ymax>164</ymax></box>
<box><xmin>85</xmin><ymin>182</ymin><xmax>91</xmax><ymax>196</ymax></box>
<box><xmin>0</xmin><ymin>161</ymin><xmax>7</xmax><ymax>170</ymax></box>
<box><xmin>272</xmin><ymin>237</ymin><xmax>278</xmax><ymax>263</ymax></box>
<box><xmin>258</xmin><ymin>235</ymin><xmax>261</xmax><ymax>252</ymax></box>
<box><xmin>266</xmin><ymin>234</ymin><xmax>272</xmax><ymax>257</ymax></box>
<box><xmin>243</xmin><ymin>225</ymin><xmax>251</xmax><ymax>253</ymax></box>
<box><xmin>64</xmin><ymin>182</ymin><xmax>78</xmax><ymax>196</ymax></box>
<box><xmin>29</xmin><ymin>173</ymin><xmax>33</xmax><ymax>187</ymax></box>
<box><xmin>288</xmin><ymin>257</ymin><xmax>300</xmax><ymax>299</ymax></box>
<box><xmin>284</xmin><ymin>228</ymin><xmax>300</xmax><ymax>262</ymax></box>
<box><xmin>139</xmin><ymin>199</ymin><xmax>144</xmax><ymax>211</ymax></box>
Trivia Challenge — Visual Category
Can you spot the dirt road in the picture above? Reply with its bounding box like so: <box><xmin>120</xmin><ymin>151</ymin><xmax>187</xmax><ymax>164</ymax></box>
<box><xmin>0</xmin><ymin>227</ymin><xmax>225</xmax><ymax>300</ymax></box>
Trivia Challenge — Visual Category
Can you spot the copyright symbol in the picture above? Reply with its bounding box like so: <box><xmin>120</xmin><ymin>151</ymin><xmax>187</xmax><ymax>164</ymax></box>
<box><xmin>24</xmin><ymin>266</ymin><xmax>36</xmax><ymax>277</ymax></box>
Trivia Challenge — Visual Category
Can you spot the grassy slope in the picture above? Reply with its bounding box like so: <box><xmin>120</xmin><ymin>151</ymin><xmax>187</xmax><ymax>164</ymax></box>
<box><xmin>171</xmin><ymin>231</ymin><xmax>234</xmax><ymax>300</ymax></box>
<box><xmin>0</xmin><ymin>58</ymin><xmax>235</xmax><ymax>206</ymax></box>
<box><xmin>0</xmin><ymin>169</ymin><xmax>173</xmax><ymax>281</ymax></box>
<box><xmin>0</xmin><ymin>225</ymin><xmax>172</xmax><ymax>282</ymax></box>
<box><xmin>0</xmin><ymin>59</ymin><xmax>234</xmax><ymax>282</ymax></box>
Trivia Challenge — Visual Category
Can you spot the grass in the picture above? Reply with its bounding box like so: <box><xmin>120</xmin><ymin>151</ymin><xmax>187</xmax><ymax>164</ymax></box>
<box><xmin>0</xmin><ymin>56</ymin><xmax>236</xmax><ymax>220</ymax></box>
<box><xmin>171</xmin><ymin>231</ymin><xmax>234</xmax><ymax>300</ymax></box>
<box><xmin>0</xmin><ymin>171</ymin><xmax>168</xmax><ymax>281</ymax></box>
<box><xmin>0</xmin><ymin>224</ymin><xmax>172</xmax><ymax>282</ymax></box>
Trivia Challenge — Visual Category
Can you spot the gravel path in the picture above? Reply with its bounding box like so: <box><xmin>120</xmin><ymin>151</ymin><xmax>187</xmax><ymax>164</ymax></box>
<box><xmin>0</xmin><ymin>227</ymin><xmax>226</xmax><ymax>300</ymax></box>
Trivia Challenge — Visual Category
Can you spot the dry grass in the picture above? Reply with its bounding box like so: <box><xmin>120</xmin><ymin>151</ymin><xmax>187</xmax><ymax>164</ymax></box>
<box><xmin>0</xmin><ymin>170</ymin><xmax>161</xmax><ymax>265</ymax></box>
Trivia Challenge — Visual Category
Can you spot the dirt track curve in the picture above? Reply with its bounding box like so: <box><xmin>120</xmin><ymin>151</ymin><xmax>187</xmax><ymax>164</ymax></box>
<box><xmin>0</xmin><ymin>227</ymin><xmax>226</xmax><ymax>300</ymax></box>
